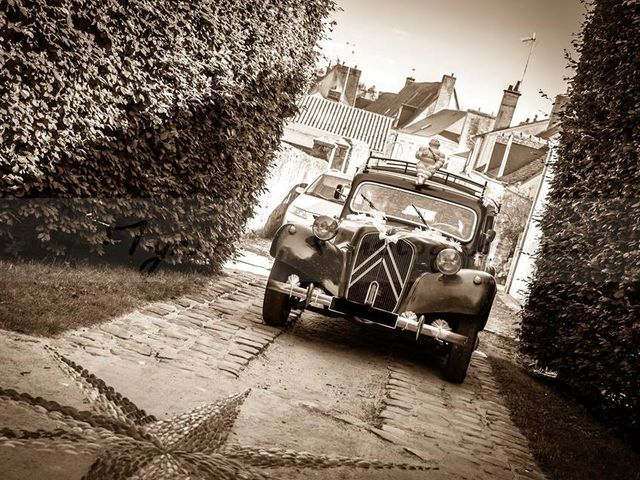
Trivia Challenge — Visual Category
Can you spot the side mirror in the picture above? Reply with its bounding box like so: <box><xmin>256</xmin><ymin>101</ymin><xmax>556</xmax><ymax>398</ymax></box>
<box><xmin>294</xmin><ymin>186</ymin><xmax>306</xmax><ymax>195</ymax></box>
<box><xmin>485</xmin><ymin>229</ymin><xmax>496</xmax><ymax>243</ymax></box>
<box><xmin>333</xmin><ymin>184</ymin><xmax>344</xmax><ymax>199</ymax></box>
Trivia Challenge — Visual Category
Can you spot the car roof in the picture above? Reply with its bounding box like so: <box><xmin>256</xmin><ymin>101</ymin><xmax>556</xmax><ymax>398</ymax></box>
<box><xmin>350</xmin><ymin>170</ymin><xmax>487</xmax><ymax>213</ymax></box>
<box><xmin>321</xmin><ymin>169</ymin><xmax>352</xmax><ymax>180</ymax></box>
<box><xmin>362</xmin><ymin>157</ymin><xmax>486</xmax><ymax>197</ymax></box>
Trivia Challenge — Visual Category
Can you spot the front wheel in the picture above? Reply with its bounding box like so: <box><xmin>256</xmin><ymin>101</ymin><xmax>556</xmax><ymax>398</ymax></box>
<box><xmin>262</xmin><ymin>260</ymin><xmax>294</xmax><ymax>326</ymax></box>
<box><xmin>443</xmin><ymin>320</ymin><xmax>479</xmax><ymax>383</ymax></box>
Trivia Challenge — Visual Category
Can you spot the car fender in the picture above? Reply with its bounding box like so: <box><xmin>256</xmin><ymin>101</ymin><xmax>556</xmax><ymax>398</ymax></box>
<box><xmin>270</xmin><ymin>224</ymin><xmax>345</xmax><ymax>296</ymax></box>
<box><xmin>398</xmin><ymin>270</ymin><xmax>496</xmax><ymax>328</ymax></box>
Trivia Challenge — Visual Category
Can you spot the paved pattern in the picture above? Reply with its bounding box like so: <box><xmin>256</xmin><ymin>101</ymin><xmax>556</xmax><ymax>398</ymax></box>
<box><xmin>2</xmin><ymin>265</ymin><xmax>547</xmax><ymax>479</ymax></box>
<box><xmin>264</xmin><ymin>305</ymin><xmax>546</xmax><ymax>480</ymax></box>
<box><xmin>376</xmin><ymin>358</ymin><xmax>546</xmax><ymax>480</ymax></box>
<box><xmin>0</xmin><ymin>350</ymin><xmax>434</xmax><ymax>479</ymax></box>
<box><xmin>58</xmin><ymin>271</ymin><xmax>284</xmax><ymax>379</ymax></box>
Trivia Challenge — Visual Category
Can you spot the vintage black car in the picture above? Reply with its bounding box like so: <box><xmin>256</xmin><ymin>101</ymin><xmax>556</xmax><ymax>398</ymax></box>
<box><xmin>262</xmin><ymin>157</ymin><xmax>498</xmax><ymax>383</ymax></box>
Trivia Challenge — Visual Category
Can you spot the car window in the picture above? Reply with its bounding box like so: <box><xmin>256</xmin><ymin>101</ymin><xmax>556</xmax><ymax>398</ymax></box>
<box><xmin>307</xmin><ymin>174</ymin><xmax>350</xmax><ymax>204</ymax></box>
<box><xmin>349</xmin><ymin>182</ymin><xmax>477</xmax><ymax>241</ymax></box>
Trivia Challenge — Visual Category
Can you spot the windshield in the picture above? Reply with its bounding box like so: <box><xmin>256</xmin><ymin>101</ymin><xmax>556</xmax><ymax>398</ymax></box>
<box><xmin>349</xmin><ymin>182</ymin><xmax>478</xmax><ymax>241</ymax></box>
<box><xmin>307</xmin><ymin>174</ymin><xmax>350</xmax><ymax>204</ymax></box>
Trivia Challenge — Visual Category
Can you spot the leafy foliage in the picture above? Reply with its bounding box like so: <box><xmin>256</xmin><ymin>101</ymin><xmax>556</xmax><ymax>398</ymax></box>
<box><xmin>497</xmin><ymin>191</ymin><xmax>532</xmax><ymax>258</ymax></box>
<box><xmin>520</xmin><ymin>0</ymin><xmax>640</xmax><ymax>443</ymax></box>
<box><xmin>0</xmin><ymin>0</ymin><xmax>335</xmax><ymax>268</ymax></box>
<box><xmin>494</xmin><ymin>189</ymin><xmax>533</xmax><ymax>281</ymax></box>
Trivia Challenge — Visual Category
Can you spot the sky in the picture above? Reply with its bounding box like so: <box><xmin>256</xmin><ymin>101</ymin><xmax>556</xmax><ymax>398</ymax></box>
<box><xmin>318</xmin><ymin>0</ymin><xmax>586</xmax><ymax>123</ymax></box>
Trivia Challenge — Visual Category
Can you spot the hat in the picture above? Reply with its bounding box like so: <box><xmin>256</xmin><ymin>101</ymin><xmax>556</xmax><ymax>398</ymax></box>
<box><xmin>429</xmin><ymin>139</ymin><xmax>441</xmax><ymax>147</ymax></box>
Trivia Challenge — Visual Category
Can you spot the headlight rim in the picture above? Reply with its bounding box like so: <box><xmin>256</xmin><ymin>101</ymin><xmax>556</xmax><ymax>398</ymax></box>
<box><xmin>435</xmin><ymin>248</ymin><xmax>462</xmax><ymax>275</ymax></box>
<box><xmin>312</xmin><ymin>215</ymin><xmax>339</xmax><ymax>241</ymax></box>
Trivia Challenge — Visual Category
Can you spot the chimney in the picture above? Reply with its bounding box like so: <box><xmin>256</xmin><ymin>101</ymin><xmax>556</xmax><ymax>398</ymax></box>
<box><xmin>493</xmin><ymin>82</ymin><xmax>522</xmax><ymax>130</ymax></box>
<box><xmin>433</xmin><ymin>74</ymin><xmax>456</xmax><ymax>113</ymax></box>
<box><xmin>336</xmin><ymin>64</ymin><xmax>362</xmax><ymax>106</ymax></box>
<box><xmin>548</xmin><ymin>93</ymin><xmax>569</xmax><ymax>128</ymax></box>
<box><xmin>405</xmin><ymin>76</ymin><xmax>415</xmax><ymax>88</ymax></box>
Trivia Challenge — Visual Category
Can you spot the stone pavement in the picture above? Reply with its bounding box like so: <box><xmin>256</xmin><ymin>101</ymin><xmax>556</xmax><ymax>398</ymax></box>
<box><xmin>57</xmin><ymin>271</ymin><xmax>284</xmax><ymax>379</ymax></box>
<box><xmin>376</xmin><ymin>359</ymin><xmax>545</xmax><ymax>480</ymax></box>
<box><xmin>0</xmin><ymin>266</ymin><xmax>547</xmax><ymax>479</ymax></box>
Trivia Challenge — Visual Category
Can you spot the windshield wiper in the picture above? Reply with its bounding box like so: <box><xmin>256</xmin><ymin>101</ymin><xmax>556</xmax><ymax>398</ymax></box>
<box><xmin>360</xmin><ymin>193</ymin><xmax>380</xmax><ymax>212</ymax></box>
<box><xmin>411</xmin><ymin>204</ymin><xmax>459</xmax><ymax>240</ymax></box>
<box><xmin>411</xmin><ymin>204</ymin><xmax>434</xmax><ymax>231</ymax></box>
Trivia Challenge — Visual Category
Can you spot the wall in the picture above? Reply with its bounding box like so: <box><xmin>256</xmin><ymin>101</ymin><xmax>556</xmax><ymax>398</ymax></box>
<box><xmin>384</xmin><ymin>132</ymin><xmax>461</xmax><ymax>164</ymax></box>
<box><xmin>459</xmin><ymin>111</ymin><xmax>495</xmax><ymax>150</ymax></box>
<box><xmin>343</xmin><ymin>139</ymin><xmax>371</xmax><ymax>175</ymax></box>
<box><xmin>471</xmin><ymin>121</ymin><xmax>550</xmax><ymax>173</ymax></box>
<box><xmin>506</xmin><ymin>148</ymin><xmax>555</xmax><ymax>302</ymax></box>
<box><xmin>247</xmin><ymin>144</ymin><xmax>329</xmax><ymax>230</ymax></box>
<box><xmin>466</xmin><ymin>170</ymin><xmax>506</xmax><ymax>202</ymax></box>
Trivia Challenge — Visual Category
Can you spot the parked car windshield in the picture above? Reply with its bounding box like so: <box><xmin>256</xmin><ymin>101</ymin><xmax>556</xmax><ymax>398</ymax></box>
<box><xmin>306</xmin><ymin>174</ymin><xmax>350</xmax><ymax>204</ymax></box>
<box><xmin>349</xmin><ymin>182</ymin><xmax>477</xmax><ymax>241</ymax></box>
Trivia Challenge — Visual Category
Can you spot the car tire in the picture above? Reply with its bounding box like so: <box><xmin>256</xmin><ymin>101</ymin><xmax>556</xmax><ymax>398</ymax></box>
<box><xmin>443</xmin><ymin>320</ymin><xmax>479</xmax><ymax>383</ymax></box>
<box><xmin>262</xmin><ymin>260</ymin><xmax>294</xmax><ymax>326</ymax></box>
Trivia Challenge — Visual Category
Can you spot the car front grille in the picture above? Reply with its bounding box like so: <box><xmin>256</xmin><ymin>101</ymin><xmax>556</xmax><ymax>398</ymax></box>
<box><xmin>346</xmin><ymin>232</ymin><xmax>414</xmax><ymax>312</ymax></box>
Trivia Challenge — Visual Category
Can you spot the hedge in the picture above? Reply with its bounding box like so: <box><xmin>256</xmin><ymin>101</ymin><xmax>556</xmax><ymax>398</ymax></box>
<box><xmin>0</xmin><ymin>0</ymin><xmax>334</xmax><ymax>269</ymax></box>
<box><xmin>520</xmin><ymin>0</ymin><xmax>640</xmax><ymax>443</ymax></box>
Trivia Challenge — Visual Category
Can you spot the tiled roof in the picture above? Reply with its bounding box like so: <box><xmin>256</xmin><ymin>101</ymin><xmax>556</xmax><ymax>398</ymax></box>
<box><xmin>355</xmin><ymin>97</ymin><xmax>374</xmax><ymax>109</ymax></box>
<box><xmin>363</xmin><ymin>82</ymin><xmax>441</xmax><ymax>121</ymax></box>
<box><xmin>290</xmin><ymin>95</ymin><xmax>394</xmax><ymax>152</ymax></box>
<box><xmin>500</xmin><ymin>150</ymin><xmax>548</xmax><ymax>184</ymax></box>
<box><xmin>477</xmin><ymin>118</ymin><xmax>549</xmax><ymax>137</ymax></box>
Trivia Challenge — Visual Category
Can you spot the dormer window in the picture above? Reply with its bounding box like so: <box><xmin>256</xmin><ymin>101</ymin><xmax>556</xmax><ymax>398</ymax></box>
<box><xmin>327</xmin><ymin>88</ymin><xmax>342</xmax><ymax>101</ymax></box>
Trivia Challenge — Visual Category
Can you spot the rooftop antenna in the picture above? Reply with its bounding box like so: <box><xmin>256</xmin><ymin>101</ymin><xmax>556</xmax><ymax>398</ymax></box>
<box><xmin>519</xmin><ymin>32</ymin><xmax>537</xmax><ymax>87</ymax></box>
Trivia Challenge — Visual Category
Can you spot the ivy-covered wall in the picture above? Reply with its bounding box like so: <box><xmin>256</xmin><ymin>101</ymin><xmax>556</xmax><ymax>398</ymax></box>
<box><xmin>520</xmin><ymin>0</ymin><xmax>640</xmax><ymax>442</ymax></box>
<box><xmin>0</xmin><ymin>0</ymin><xmax>334</xmax><ymax>268</ymax></box>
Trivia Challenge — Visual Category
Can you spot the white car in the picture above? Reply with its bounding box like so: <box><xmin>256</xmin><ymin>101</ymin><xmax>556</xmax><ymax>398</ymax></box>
<box><xmin>283</xmin><ymin>170</ymin><xmax>352</xmax><ymax>226</ymax></box>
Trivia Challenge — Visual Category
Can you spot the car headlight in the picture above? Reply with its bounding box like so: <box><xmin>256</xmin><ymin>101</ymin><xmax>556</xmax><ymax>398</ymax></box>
<box><xmin>436</xmin><ymin>248</ymin><xmax>462</xmax><ymax>275</ymax></box>
<box><xmin>312</xmin><ymin>215</ymin><xmax>339</xmax><ymax>241</ymax></box>
<box><xmin>289</xmin><ymin>206</ymin><xmax>309</xmax><ymax>219</ymax></box>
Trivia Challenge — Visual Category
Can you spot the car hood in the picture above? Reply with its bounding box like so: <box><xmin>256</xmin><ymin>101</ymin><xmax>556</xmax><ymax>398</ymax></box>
<box><xmin>335</xmin><ymin>214</ymin><xmax>462</xmax><ymax>252</ymax></box>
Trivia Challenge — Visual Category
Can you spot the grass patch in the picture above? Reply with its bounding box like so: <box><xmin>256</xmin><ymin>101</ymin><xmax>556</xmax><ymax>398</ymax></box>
<box><xmin>0</xmin><ymin>259</ymin><xmax>211</xmax><ymax>336</ymax></box>
<box><xmin>490</xmin><ymin>356</ymin><xmax>640</xmax><ymax>480</ymax></box>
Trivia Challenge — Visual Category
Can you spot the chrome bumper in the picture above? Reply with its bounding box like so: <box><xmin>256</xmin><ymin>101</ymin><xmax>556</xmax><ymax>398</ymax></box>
<box><xmin>268</xmin><ymin>279</ymin><xmax>468</xmax><ymax>346</ymax></box>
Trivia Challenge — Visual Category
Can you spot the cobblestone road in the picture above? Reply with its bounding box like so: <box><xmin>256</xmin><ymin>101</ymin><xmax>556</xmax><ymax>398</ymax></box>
<box><xmin>0</xmin><ymin>265</ymin><xmax>546</xmax><ymax>479</ymax></box>
<box><xmin>58</xmin><ymin>271</ymin><xmax>281</xmax><ymax>380</ymax></box>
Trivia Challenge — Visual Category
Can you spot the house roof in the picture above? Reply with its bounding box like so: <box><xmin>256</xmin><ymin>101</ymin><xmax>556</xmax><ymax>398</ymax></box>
<box><xmin>450</xmin><ymin>150</ymin><xmax>471</xmax><ymax>159</ymax></box>
<box><xmin>363</xmin><ymin>81</ymin><xmax>441</xmax><ymax>121</ymax></box>
<box><xmin>401</xmin><ymin>109</ymin><xmax>467</xmax><ymax>138</ymax></box>
<box><xmin>289</xmin><ymin>95</ymin><xmax>394</xmax><ymax>152</ymax></box>
<box><xmin>308</xmin><ymin>64</ymin><xmax>361</xmax><ymax>106</ymax></box>
<box><xmin>355</xmin><ymin>97</ymin><xmax>374</xmax><ymax>109</ymax></box>
<box><xmin>477</xmin><ymin>118</ymin><xmax>549</xmax><ymax>138</ymax></box>
<box><xmin>499</xmin><ymin>149</ymin><xmax>548</xmax><ymax>184</ymax></box>
<box><xmin>538</xmin><ymin>123</ymin><xmax>562</xmax><ymax>140</ymax></box>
